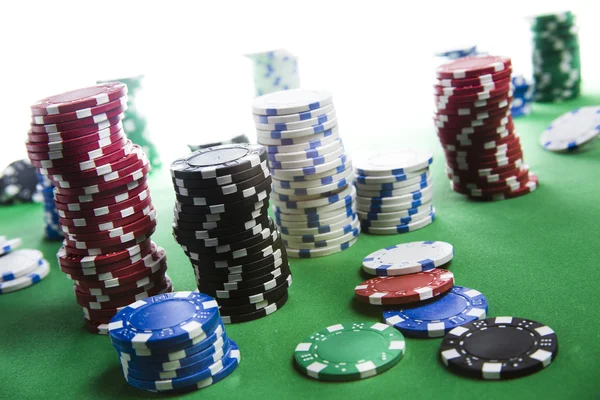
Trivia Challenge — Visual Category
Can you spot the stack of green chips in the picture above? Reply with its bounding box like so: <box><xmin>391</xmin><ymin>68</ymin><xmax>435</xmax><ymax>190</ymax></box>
<box><xmin>530</xmin><ymin>11</ymin><xmax>581</xmax><ymax>102</ymax></box>
<box><xmin>96</xmin><ymin>75</ymin><xmax>161</xmax><ymax>169</ymax></box>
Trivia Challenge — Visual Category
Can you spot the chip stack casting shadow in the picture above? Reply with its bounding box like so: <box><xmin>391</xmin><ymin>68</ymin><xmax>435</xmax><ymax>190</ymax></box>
<box><xmin>251</xmin><ymin>89</ymin><xmax>359</xmax><ymax>258</ymax></box>
<box><xmin>26</xmin><ymin>83</ymin><xmax>171</xmax><ymax>334</ymax></box>
<box><xmin>433</xmin><ymin>55</ymin><xmax>539</xmax><ymax>200</ymax></box>
<box><xmin>170</xmin><ymin>144</ymin><xmax>292</xmax><ymax>323</ymax></box>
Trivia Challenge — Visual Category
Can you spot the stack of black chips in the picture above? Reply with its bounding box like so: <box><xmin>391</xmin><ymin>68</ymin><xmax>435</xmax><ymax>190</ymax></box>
<box><xmin>170</xmin><ymin>144</ymin><xmax>292</xmax><ymax>323</ymax></box>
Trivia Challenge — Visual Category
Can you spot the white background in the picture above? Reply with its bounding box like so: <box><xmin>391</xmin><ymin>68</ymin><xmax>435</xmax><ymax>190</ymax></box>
<box><xmin>1</xmin><ymin>0</ymin><xmax>598</xmax><ymax>171</ymax></box>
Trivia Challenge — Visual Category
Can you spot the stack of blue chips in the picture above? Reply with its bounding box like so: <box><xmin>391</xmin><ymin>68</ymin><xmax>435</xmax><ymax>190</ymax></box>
<box><xmin>108</xmin><ymin>291</ymin><xmax>241</xmax><ymax>393</ymax></box>
<box><xmin>511</xmin><ymin>75</ymin><xmax>534</xmax><ymax>117</ymax></box>
<box><xmin>35</xmin><ymin>171</ymin><xmax>63</xmax><ymax>241</ymax></box>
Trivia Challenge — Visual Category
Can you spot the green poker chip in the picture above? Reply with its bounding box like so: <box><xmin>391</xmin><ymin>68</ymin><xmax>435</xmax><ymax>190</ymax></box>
<box><xmin>294</xmin><ymin>322</ymin><xmax>405</xmax><ymax>381</ymax></box>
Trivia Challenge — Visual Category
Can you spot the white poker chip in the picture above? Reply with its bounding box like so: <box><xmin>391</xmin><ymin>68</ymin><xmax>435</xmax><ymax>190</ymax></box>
<box><xmin>0</xmin><ymin>259</ymin><xmax>50</xmax><ymax>294</ymax></box>
<box><xmin>539</xmin><ymin>106</ymin><xmax>600</xmax><ymax>152</ymax></box>
<box><xmin>0</xmin><ymin>249</ymin><xmax>44</xmax><ymax>282</ymax></box>
<box><xmin>354</xmin><ymin>149</ymin><xmax>433</xmax><ymax>176</ymax></box>
<box><xmin>362</xmin><ymin>241</ymin><xmax>454</xmax><ymax>276</ymax></box>
<box><xmin>252</xmin><ymin>89</ymin><xmax>333</xmax><ymax>116</ymax></box>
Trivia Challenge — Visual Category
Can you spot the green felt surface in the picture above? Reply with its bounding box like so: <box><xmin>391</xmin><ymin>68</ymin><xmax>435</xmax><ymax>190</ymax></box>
<box><xmin>2</xmin><ymin>94</ymin><xmax>600</xmax><ymax>400</ymax></box>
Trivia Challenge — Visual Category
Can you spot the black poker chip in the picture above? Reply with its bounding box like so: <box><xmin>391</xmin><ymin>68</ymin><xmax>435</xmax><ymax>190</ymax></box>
<box><xmin>440</xmin><ymin>316</ymin><xmax>559</xmax><ymax>380</ymax></box>
<box><xmin>175</xmin><ymin>178</ymin><xmax>272</xmax><ymax>206</ymax></box>
<box><xmin>211</xmin><ymin>274</ymin><xmax>292</xmax><ymax>307</ymax></box>
<box><xmin>173</xmin><ymin>203</ymin><xmax>269</xmax><ymax>226</ymax></box>
<box><xmin>172</xmin><ymin>213</ymin><xmax>270</xmax><ymax>240</ymax></box>
<box><xmin>198</xmin><ymin>268</ymin><xmax>292</xmax><ymax>299</ymax></box>
<box><xmin>196</xmin><ymin>261</ymin><xmax>290</xmax><ymax>292</ymax></box>
<box><xmin>1</xmin><ymin>159</ymin><xmax>39</xmax><ymax>204</ymax></box>
<box><xmin>174</xmin><ymin>167</ymin><xmax>270</xmax><ymax>198</ymax></box>
<box><xmin>170</xmin><ymin>159</ymin><xmax>267</xmax><ymax>189</ymax></box>
<box><xmin>193</xmin><ymin>253</ymin><xmax>289</xmax><ymax>283</ymax></box>
<box><xmin>174</xmin><ymin>195</ymin><xmax>268</xmax><ymax>216</ymax></box>
<box><xmin>191</xmin><ymin>246</ymin><xmax>287</xmax><ymax>276</ymax></box>
<box><xmin>220</xmin><ymin>292</ymin><xmax>289</xmax><ymax>323</ymax></box>
<box><xmin>218</xmin><ymin>291</ymin><xmax>287</xmax><ymax>317</ymax></box>
<box><xmin>170</xmin><ymin>144</ymin><xmax>267</xmax><ymax>180</ymax></box>
<box><xmin>186</xmin><ymin>236</ymin><xmax>284</xmax><ymax>267</ymax></box>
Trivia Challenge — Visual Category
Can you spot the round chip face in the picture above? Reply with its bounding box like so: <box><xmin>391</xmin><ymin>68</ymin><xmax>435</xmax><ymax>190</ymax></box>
<box><xmin>252</xmin><ymin>89</ymin><xmax>333</xmax><ymax>116</ymax></box>
<box><xmin>440</xmin><ymin>316</ymin><xmax>559</xmax><ymax>380</ymax></box>
<box><xmin>353</xmin><ymin>149</ymin><xmax>433</xmax><ymax>176</ymax></box>
<box><xmin>294</xmin><ymin>322</ymin><xmax>405</xmax><ymax>381</ymax></box>
<box><xmin>108</xmin><ymin>291</ymin><xmax>220</xmax><ymax>350</ymax></box>
<box><xmin>0</xmin><ymin>249</ymin><xmax>44</xmax><ymax>282</ymax></box>
<box><xmin>539</xmin><ymin>106</ymin><xmax>600</xmax><ymax>151</ymax></box>
<box><xmin>355</xmin><ymin>268</ymin><xmax>453</xmax><ymax>305</ymax></box>
<box><xmin>362</xmin><ymin>241</ymin><xmax>453</xmax><ymax>276</ymax></box>
<box><xmin>170</xmin><ymin>144</ymin><xmax>266</xmax><ymax>179</ymax></box>
<box><xmin>31</xmin><ymin>82</ymin><xmax>128</xmax><ymax>116</ymax></box>
<box><xmin>435</xmin><ymin>55</ymin><xmax>512</xmax><ymax>79</ymax></box>
<box><xmin>383</xmin><ymin>286</ymin><xmax>488</xmax><ymax>338</ymax></box>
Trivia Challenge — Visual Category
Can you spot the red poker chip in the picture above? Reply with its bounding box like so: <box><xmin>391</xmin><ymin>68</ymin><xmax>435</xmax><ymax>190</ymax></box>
<box><xmin>440</xmin><ymin>129</ymin><xmax>518</xmax><ymax>150</ymax></box>
<box><xmin>435</xmin><ymin>93</ymin><xmax>512</xmax><ymax>114</ymax></box>
<box><xmin>53</xmin><ymin>162</ymin><xmax>150</xmax><ymax>196</ymax></box>
<box><xmin>435</xmin><ymin>55</ymin><xmax>512</xmax><ymax>79</ymax></box>
<box><xmin>27</xmin><ymin>131</ymin><xmax>126</xmax><ymax>161</ymax></box>
<box><xmin>60</xmin><ymin>242</ymin><xmax>157</xmax><ymax>275</ymax></box>
<box><xmin>435</xmin><ymin>99</ymin><xmax>511</xmax><ymax>117</ymax></box>
<box><xmin>447</xmin><ymin>164</ymin><xmax>529</xmax><ymax>185</ymax></box>
<box><xmin>74</xmin><ymin>255</ymin><xmax>168</xmax><ymax>289</ymax></box>
<box><xmin>444</xmin><ymin>141</ymin><xmax>522</xmax><ymax>162</ymax></box>
<box><xmin>55</xmin><ymin>172</ymin><xmax>148</xmax><ymax>201</ymax></box>
<box><xmin>30</xmin><ymin>137</ymin><xmax>129</xmax><ymax>168</ymax></box>
<box><xmin>434</xmin><ymin>84</ymin><xmax>510</xmax><ymax>104</ymax></box>
<box><xmin>31</xmin><ymin>96</ymin><xmax>127</xmax><ymax>125</ymax></box>
<box><xmin>434</xmin><ymin>107</ymin><xmax>511</xmax><ymax>126</ymax></box>
<box><xmin>26</xmin><ymin>126</ymin><xmax>124</xmax><ymax>153</ymax></box>
<box><xmin>27</xmin><ymin>117</ymin><xmax>123</xmax><ymax>143</ymax></box>
<box><xmin>54</xmin><ymin>179</ymin><xmax>148</xmax><ymax>210</ymax></box>
<box><xmin>437</xmin><ymin>124</ymin><xmax>515</xmax><ymax>145</ymax></box>
<box><xmin>30</xmin><ymin>106</ymin><xmax>126</xmax><ymax>133</ymax></box>
<box><xmin>65</xmin><ymin>211</ymin><xmax>157</xmax><ymax>246</ymax></box>
<box><xmin>446</xmin><ymin>157</ymin><xmax>524</xmax><ymax>177</ymax></box>
<box><xmin>57</xmin><ymin>189</ymin><xmax>150</xmax><ymax>219</ymax></box>
<box><xmin>354</xmin><ymin>269</ymin><xmax>455</xmax><ymax>305</ymax></box>
<box><xmin>451</xmin><ymin>168</ymin><xmax>531</xmax><ymax>190</ymax></box>
<box><xmin>64</xmin><ymin>229</ymin><xmax>155</xmax><ymax>257</ymax></box>
<box><xmin>80</xmin><ymin>281</ymin><xmax>173</xmax><ymax>315</ymax></box>
<box><xmin>446</xmin><ymin>151</ymin><xmax>524</xmax><ymax>170</ymax></box>
<box><xmin>59</xmin><ymin>195</ymin><xmax>153</xmax><ymax>227</ymax></box>
<box><xmin>69</xmin><ymin>245</ymin><xmax>163</xmax><ymax>283</ymax></box>
<box><xmin>436</xmin><ymin>89</ymin><xmax>513</xmax><ymax>108</ymax></box>
<box><xmin>54</xmin><ymin>155</ymin><xmax>148</xmax><ymax>189</ymax></box>
<box><xmin>31</xmin><ymin>82</ymin><xmax>128</xmax><ymax>116</ymax></box>
<box><xmin>435</xmin><ymin>68</ymin><xmax>512</xmax><ymax>87</ymax></box>
<box><xmin>433</xmin><ymin>77</ymin><xmax>511</xmax><ymax>96</ymax></box>
<box><xmin>435</xmin><ymin>113</ymin><xmax>510</xmax><ymax>131</ymax></box>
<box><xmin>467</xmin><ymin>173</ymin><xmax>539</xmax><ymax>201</ymax></box>
<box><xmin>61</xmin><ymin>204</ymin><xmax>155</xmax><ymax>234</ymax></box>
<box><xmin>50</xmin><ymin>145</ymin><xmax>144</xmax><ymax>182</ymax></box>
<box><xmin>83</xmin><ymin>319</ymin><xmax>109</xmax><ymax>335</ymax></box>
<box><xmin>436</xmin><ymin>118</ymin><xmax>514</xmax><ymax>138</ymax></box>
<box><xmin>38</xmin><ymin>140</ymin><xmax>133</xmax><ymax>175</ymax></box>
<box><xmin>76</xmin><ymin>273</ymin><xmax>169</xmax><ymax>297</ymax></box>
<box><xmin>57</xmin><ymin>238</ymin><xmax>153</xmax><ymax>269</ymax></box>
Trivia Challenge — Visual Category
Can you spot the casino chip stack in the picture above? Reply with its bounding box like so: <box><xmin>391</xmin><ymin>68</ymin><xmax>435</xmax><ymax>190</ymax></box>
<box><xmin>109</xmin><ymin>291</ymin><xmax>240</xmax><ymax>393</ymax></box>
<box><xmin>170</xmin><ymin>144</ymin><xmax>292</xmax><ymax>323</ymax></box>
<box><xmin>511</xmin><ymin>75</ymin><xmax>534</xmax><ymax>117</ymax></box>
<box><xmin>434</xmin><ymin>55</ymin><xmax>539</xmax><ymax>201</ymax></box>
<box><xmin>35</xmin><ymin>171</ymin><xmax>63</xmax><ymax>241</ymax></box>
<box><xmin>353</xmin><ymin>150</ymin><xmax>435</xmax><ymax>235</ymax></box>
<box><xmin>529</xmin><ymin>11</ymin><xmax>581</xmax><ymax>102</ymax></box>
<box><xmin>97</xmin><ymin>75</ymin><xmax>161</xmax><ymax>168</ymax></box>
<box><xmin>0</xmin><ymin>159</ymin><xmax>39</xmax><ymax>204</ymax></box>
<box><xmin>251</xmin><ymin>89</ymin><xmax>359</xmax><ymax>258</ymax></box>
<box><xmin>26</xmin><ymin>83</ymin><xmax>170</xmax><ymax>334</ymax></box>
<box><xmin>0</xmin><ymin>237</ymin><xmax>50</xmax><ymax>294</ymax></box>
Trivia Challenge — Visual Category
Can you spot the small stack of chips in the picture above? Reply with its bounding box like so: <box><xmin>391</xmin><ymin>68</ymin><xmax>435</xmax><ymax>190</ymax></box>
<box><xmin>108</xmin><ymin>291</ymin><xmax>241</xmax><ymax>393</ymax></box>
<box><xmin>170</xmin><ymin>144</ymin><xmax>292</xmax><ymax>323</ymax></box>
<box><xmin>245</xmin><ymin>49</ymin><xmax>300</xmax><ymax>96</ymax></box>
<box><xmin>511</xmin><ymin>75</ymin><xmax>534</xmax><ymax>117</ymax></box>
<box><xmin>529</xmin><ymin>11</ymin><xmax>581</xmax><ymax>102</ymax></box>
<box><xmin>35</xmin><ymin>171</ymin><xmax>63</xmax><ymax>241</ymax></box>
<box><xmin>0</xmin><ymin>238</ymin><xmax>50</xmax><ymax>294</ymax></box>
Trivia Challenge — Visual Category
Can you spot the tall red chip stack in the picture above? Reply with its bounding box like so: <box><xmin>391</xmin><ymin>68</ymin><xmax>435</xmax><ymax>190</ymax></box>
<box><xmin>26</xmin><ymin>83</ymin><xmax>171</xmax><ymax>334</ymax></box>
<box><xmin>433</xmin><ymin>55</ymin><xmax>539</xmax><ymax>201</ymax></box>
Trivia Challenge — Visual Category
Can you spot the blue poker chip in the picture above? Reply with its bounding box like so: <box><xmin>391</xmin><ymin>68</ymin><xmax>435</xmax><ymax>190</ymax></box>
<box><xmin>122</xmin><ymin>336</ymin><xmax>232</xmax><ymax>381</ymax></box>
<box><xmin>109</xmin><ymin>291</ymin><xmax>220</xmax><ymax>350</ymax></box>
<box><xmin>383</xmin><ymin>286</ymin><xmax>488</xmax><ymax>338</ymax></box>
<box><xmin>435</xmin><ymin>45</ymin><xmax>478</xmax><ymax>59</ymax></box>
<box><xmin>114</xmin><ymin>320</ymin><xmax>226</xmax><ymax>362</ymax></box>
<box><xmin>125</xmin><ymin>340</ymin><xmax>240</xmax><ymax>392</ymax></box>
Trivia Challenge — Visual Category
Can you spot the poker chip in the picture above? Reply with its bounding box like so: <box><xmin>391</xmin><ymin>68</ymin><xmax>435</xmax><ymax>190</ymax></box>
<box><xmin>0</xmin><ymin>159</ymin><xmax>39</xmax><ymax>204</ymax></box>
<box><xmin>252</xmin><ymin>90</ymin><xmax>358</xmax><ymax>257</ymax></box>
<box><xmin>352</xmin><ymin>150</ymin><xmax>435</xmax><ymax>235</ymax></box>
<box><xmin>440</xmin><ymin>316</ymin><xmax>558</xmax><ymax>379</ymax></box>
<box><xmin>435</xmin><ymin>45</ymin><xmax>478</xmax><ymax>60</ymax></box>
<box><xmin>0</xmin><ymin>258</ymin><xmax>50</xmax><ymax>294</ymax></box>
<box><xmin>383</xmin><ymin>286</ymin><xmax>488</xmax><ymax>338</ymax></box>
<box><xmin>511</xmin><ymin>75</ymin><xmax>534</xmax><ymax>117</ymax></box>
<box><xmin>0</xmin><ymin>237</ymin><xmax>22</xmax><ymax>256</ymax></box>
<box><xmin>170</xmin><ymin>144</ymin><xmax>292</xmax><ymax>321</ymax></box>
<box><xmin>539</xmin><ymin>106</ymin><xmax>600</xmax><ymax>151</ymax></box>
<box><xmin>362</xmin><ymin>241</ymin><xmax>453</xmax><ymax>276</ymax></box>
<box><xmin>433</xmin><ymin>55</ymin><xmax>538</xmax><ymax>201</ymax></box>
<box><xmin>0</xmin><ymin>249</ymin><xmax>44</xmax><ymax>282</ymax></box>
<box><xmin>26</xmin><ymin>84</ymin><xmax>169</xmax><ymax>333</ymax></box>
<box><xmin>294</xmin><ymin>322</ymin><xmax>405</xmax><ymax>381</ymax></box>
<box><xmin>246</xmin><ymin>49</ymin><xmax>300</xmax><ymax>97</ymax></box>
<box><xmin>529</xmin><ymin>11</ymin><xmax>581</xmax><ymax>102</ymax></box>
<box><xmin>188</xmin><ymin>134</ymin><xmax>249</xmax><ymax>152</ymax></box>
<box><xmin>107</xmin><ymin>291</ymin><xmax>241</xmax><ymax>393</ymax></box>
<box><xmin>355</xmin><ymin>268</ymin><xmax>454</xmax><ymax>305</ymax></box>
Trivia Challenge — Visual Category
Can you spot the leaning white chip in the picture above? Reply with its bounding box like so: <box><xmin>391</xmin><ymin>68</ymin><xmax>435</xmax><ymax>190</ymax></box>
<box><xmin>539</xmin><ymin>106</ymin><xmax>600</xmax><ymax>152</ymax></box>
<box><xmin>362</xmin><ymin>241</ymin><xmax>454</xmax><ymax>276</ymax></box>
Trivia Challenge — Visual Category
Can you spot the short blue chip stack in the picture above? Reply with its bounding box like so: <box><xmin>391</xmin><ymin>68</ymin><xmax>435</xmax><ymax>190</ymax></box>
<box><xmin>108</xmin><ymin>291</ymin><xmax>241</xmax><ymax>393</ymax></box>
<box><xmin>35</xmin><ymin>171</ymin><xmax>63</xmax><ymax>241</ymax></box>
<box><xmin>511</xmin><ymin>75</ymin><xmax>534</xmax><ymax>117</ymax></box>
